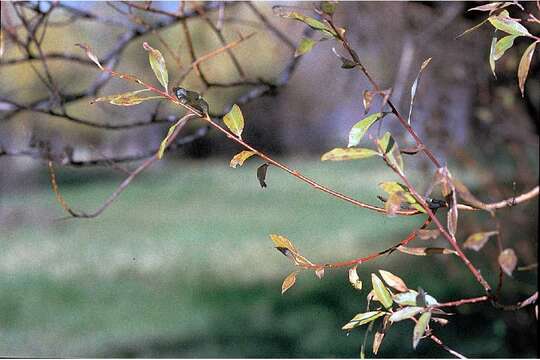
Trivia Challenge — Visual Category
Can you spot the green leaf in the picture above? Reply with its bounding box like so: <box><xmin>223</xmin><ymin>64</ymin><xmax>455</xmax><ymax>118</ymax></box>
<box><xmin>394</xmin><ymin>290</ymin><xmax>438</xmax><ymax>307</ymax></box>
<box><xmin>371</xmin><ymin>274</ymin><xmax>393</xmax><ymax>309</ymax></box>
<box><xmin>468</xmin><ymin>2</ymin><xmax>503</xmax><ymax>12</ymax></box>
<box><xmin>413</xmin><ymin>312</ymin><xmax>431</xmax><ymax>349</ymax></box>
<box><xmin>157</xmin><ymin>120</ymin><xmax>183</xmax><ymax>160</ymax></box>
<box><xmin>378</xmin><ymin>132</ymin><xmax>404</xmax><ymax>173</ymax></box>
<box><xmin>494</xmin><ymin>34</ymin><xmax>519</xmax><ymax>60</ymax></box>
<box><xmin>389</xmin><ymin>306</ymin><xmax>424</xmax><ymax>322</ymax></box>
<box><xmin>92</xmin><ymin>89</ymin><xmax>164</xmax><ymax>106</ymax></box>
<box><xmin>143</xmin><ymin>42</ymin><xmax>169</xmax><ymax>91</ymax></box>
<box><xmin>348</xmin><ymin>112</ymin><xmax>385</xmax><ymax>147</ymax></box>
<box><xmin>269</xmin><ymin>234</ymin><xmax>298</xmax><ymax>253</ymax></box>
<box><xmin>321</xmin><ymin>1</ymin><xmax>337</xmax><ymax>15</ymax></box>
<box><xmin>408</xmin><ymin>57</ymin><xmax>432</xmax><ymax>124</ymax></box>
<box><xmin>518</xmin><ymin>42</ymin><xmax>536</xmax><ymax>97</ymax></box>
<box><xmin>342</xmin><ymin>311</ymin><xmax>386</xmax><ymax>330</ymax></box>
<box><xmin>230</xmin><ymin>150</ymin><xmax>256</xmax><ymax>168</ymax></box>
<box><xmin>295</xmin><ymin>37</ymin><xmax>318</xmax><ymax>57</ymax></box>
<box><xmin>463</xmin><ymin>231</ymin><xmax>498</xmax><ymax>251</ymax></box>
<box><xmin>321</xmin><ymin>147</ymin><xmax>379</xmax><ymax>161</ymax></box>
<box><xmin>223</xmin><ymin>104</ymin><xmax>245</xmax><ymax>138</ymax></box>
<box><xmin>273</xmin><ymin>7</ymin><xmax>336</xmax><ymax>37</ymax></box>
<box><xmin>456</xmin><ymin>18</ymin><xmax>489</xmax><ymax>38</ymax></box>
<box><xmin>488</xmin><ymin>14</ymin><xmax>531</xmax><ymax>36</ymax></box>
<box><xmin>489</xmin><ymin>35</ymin><xmax>497</xmax><ymax>78</ymax></box>
<box><xmin>498</xmin><ymin>248</ymin><xmax>518</xmax><ymax>276</ymax></box>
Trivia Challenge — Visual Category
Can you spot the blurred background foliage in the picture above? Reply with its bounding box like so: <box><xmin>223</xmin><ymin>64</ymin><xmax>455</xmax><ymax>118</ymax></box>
<box><xmin>0</xmin><ymin>1</ymin><xmax>538</xmax><ymax>358</ymax></box>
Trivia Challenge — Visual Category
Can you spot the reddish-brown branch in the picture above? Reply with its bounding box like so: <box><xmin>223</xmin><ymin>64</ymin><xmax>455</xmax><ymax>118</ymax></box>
<box><xmin>433</xmin><ymin>296</ymin><xmax>490</xmax><ymax>308</ymax></box>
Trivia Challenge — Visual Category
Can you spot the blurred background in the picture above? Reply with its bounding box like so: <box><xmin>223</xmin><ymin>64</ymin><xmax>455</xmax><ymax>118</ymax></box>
<box><xmin>0</xmin><ymin>1</ymin><xmax>538</xmax><ymax>357</ymax></box>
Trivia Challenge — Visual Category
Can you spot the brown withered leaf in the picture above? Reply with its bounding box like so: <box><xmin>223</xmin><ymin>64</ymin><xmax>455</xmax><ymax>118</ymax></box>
<box><xmin>349</xmin><ymin>266</ymin><xmax>363</xmax><ymax>290</ymax></box>
<box><xmin>362</xmin><ymin>90</ymin><xmax>375</xmax><ymax>114</ymax></box>
<box><xmin>373</xmin><ymin>330</ymin><xmax>385</xmax><ymax>355</ymax></box>
<box><xmin>230</xmin><ymin>150</ymin><xmax>256</xmax><ymax>168</ymax></box>
<box><xmin>417</xmin><ymin>229</ymin><xmax>440</xmax><ymax>240</ymax></box>
<box><xmin>282</xmin><ymin>271</ymin><xmax>297</xmax><ymax>294</ymax></box>
<box><xmin>379</xmin><ymin>269</ymin><xmax>408</xmax><ymax>292</ymax></box>
<box><xmin>397</xmin><ymin>246</ymin><xmax>457</xmax><ymax>256</ymax></box>
<box><xmin>498</xmin><ymin>248</ymin><xmax>518</xmax><ymax>276</ymax></box>
<box><xmin>257</xmin><ymin>163</ymin><xmax>269</xmax><ymax>188</ymax></box>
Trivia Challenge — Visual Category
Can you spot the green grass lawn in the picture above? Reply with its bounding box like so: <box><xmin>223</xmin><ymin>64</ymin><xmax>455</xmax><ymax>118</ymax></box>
<box><xmin>0</xmin><ymin>158</ymin><xmax>537</xmax><ymax>357</ymax></box>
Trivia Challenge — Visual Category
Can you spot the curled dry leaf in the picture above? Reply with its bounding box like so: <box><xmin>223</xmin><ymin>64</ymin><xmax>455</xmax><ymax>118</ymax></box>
<box><xmin>498</xmin><ymin>248</ymin><xmax>518</xmax><ymax>276</ymax></box>
<box><xmin>75</xmin><ymin>43</ymin><xmax>103</xmax><ymax>69</ymax></box>
<box><xmin>373</xmin><ymin>330</ymin><xmax>385</xmax><ymax>355</ymax></box>
<box><xmin>379</xmin><ymin>269</ymin><xmax>408</xmax><ymax>292</ymax></box>
<box><xmin>417</xmin><ymin>229</ymin><xmax>440</xmax><ymax>240</ymax></box>
<box><xmin>397</xmin><ymin>245</ymin><xmax>457</xmax><ymax>256</ymax></box>
<box><xmin>143</xmin><ymin>42</ymin><xmax>169</xmax><ymax>91</ymax></box>
<box><xmin>230</xmin><ymin>150</ymin><xmax>256</xmax><ymax>168</ymax></box>
<box><xmin>281</xmin><ymin>271</ymin><xmax>297</xmax><ymax>294</ymax></box>
<box><xmin>257</xmin><ymin>163</ymin><xmax>269</xmax><ymax>188</ymax></box>
<box><xmin>463</xmin><ymin>231</ymin><xmax>498</xmax><ymax>251</ymax></box>
<box><xmin>349</xmin><ymin>266</ymin><xmax>363</xmax><ymax>290</ymax></box>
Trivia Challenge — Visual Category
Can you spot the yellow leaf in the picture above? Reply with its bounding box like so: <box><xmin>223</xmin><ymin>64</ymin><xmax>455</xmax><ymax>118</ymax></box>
<box><xmin>269</xmin><ymin>234</ymin><xmax>298</xmax><ymax>253</ymax></box>
<box><xmin>229</xmin><ymin>151</ymin><xmax>256</xmax><ymax>168</ymax></box>
<box><xmin>463</xmin><ymin>231</ymin><xmax>498</xmax><ymax>251</ymax></box>
<box><xmin>321</xmin><ymin>147</ymin><xmax>379</xmax><ymax>161</ymax></box>
<box><xmin>223</xmin><ymin>104</ymin><xmax>245</xmax><ymax>138</ymax></box>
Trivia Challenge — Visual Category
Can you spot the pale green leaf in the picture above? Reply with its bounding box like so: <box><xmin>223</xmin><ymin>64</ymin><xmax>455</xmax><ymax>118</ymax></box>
<box><xmin>348</xmin><ymin>112</ymin><xmax>385</xmax><ymax>147</ymax></box>
<box><xmin>372</xmin><ymin>274</ymin><xmax>393</xmax><ymax>309</ymax></box>
<box><xmin>389</xmin><ymin>306</ymin><xmax>424</xmax><ymax>322</ymax></box>
<box><xmin>342</xmin><ymin>311</ymin><xmax>386</xmax><ymax>330</ymax></box>
<box><xmin>494</xmin><ymin>34</ymin><xmax>519</xmax><ymax>60</ymax></box>
<box><xmin>489</xmin><ymin>35</ymin><xmax>497</xmax><ymax>78</ymax></box>
<box><xmin>413</xmin><ymin>311</ymin><xmax>431</xmax><ymax>349</ymax></box>
<box><xmin>488</xmin><ymin>14</ymin><xmax>531</xmax><ymax>36</ymax></box>
<box><xmin>223</xmin><ymin>104</ymin><xmax>245</xmax><ymax>138</ymax></box>
<box><xmin>92</xmin><ymin>89</ymin><xmax>164</xmax><ymax>106</ymax></box>
<box><xmin>157</xmin><ymin>120</ymin><xmax>183</xmax><ymax>160</ymax></box>
<box><xmin>143</xmin><ymin>42</ymin><xmax>169</xmax><ymax>91</ymax></box>
<box><xmin>295</xmin><ymin>37</ymin><xmax>318</xmax><ymax>57</ymax></box>
<box><xmin>321</xmin><ymin>147</ymin><xmax>379</xmax><ymax>161</ymax></box>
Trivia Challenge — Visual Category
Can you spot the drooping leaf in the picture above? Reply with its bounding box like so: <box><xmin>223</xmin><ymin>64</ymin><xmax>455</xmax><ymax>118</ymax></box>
<box><xmin>157</xmin><ymin>119</ymin><xmax>183</xmax><ymax>160</ymax></box>
<box><xmin>518</xmin><ymin>42</ymin><xmax>536</xmax><ymax>97</ymax></box>
<box><xmin>389</xmin><ymin>306</ymin><xmax>424</xmax><ymax>322</ymax></box>
<box><xmin>456</xmin><ymin>18</ymin><xmax>489</xmax><ymax>38</ymax></box>
<box><xmin>0</xmin><ymin>29</ymin><xmax>4</xmax><ymax>59</ymax></box>
<box><xmin>281</xmin><ymin>271</ymin><xmax>297</xmax><ymax>294</ymax></box>
<box><xmin>321</xmin><ymin>147</ymin><xmax>379</xmax><ymax>161</ymax></box>
<box><xmin>494</xmin><ymin>34</ymin><xmax>519</xmax><ymax>60</ymax></box>
<box><xmin>498</xmin><ymin>248</ymin><xmax>518</xmax><ymax>276</ymax></box>
<box><xmin>315</xmin><ymin>267</ymin><xmax>325</xmax><ymax>279</ymax></box>
<box><xmin>407</xmin><ymin>57</ymin><xmax>432</xmax><ymax>125</ymax></box>
<box><xmin>463</xmin><ymin>231</ymin><xmax>498</xmax><ymax>251</ymax></box>
<box><xmin>432</xmin><ymin>317</ymin><xmax>449</xmax><ymax>326</ymax></box>
<box><xmin>362</xmin><ymin>90</ymin><xmax>375</xmax><ymax>114</ymax></box>
<box><xmin>452</xmin><ymin>177</ymin><xmax>491</xmax><ymax>213</ymax></box>
<box><xmin>384</xmin><ymin>192</ymin><xmax>403</xmax><ymax>217</ymax></box>
<box><xmin>230</xmin><ymin>150</ymin><xmax>256</xmax><ymax>168</ymax></box>
<box><xmin>372</xmin><ymin>330</ymin><xmax>385</xmax><ymax>355</ymax></box>
<box><xmin>488</xmin><ymin>14</ymin><xmax>531</xmax><ymax>36</ymax></box>
<box><xmin>489</xmin><ymin>34</ymin><xmax>497</xmax><ymax>78</ymax></box>
<box><xmin>413</xmin><ymin>311</ymin><xmax>431</xmax><ymax>349</ymax></box>
<box><xmin>447</xmin><ymin>190</ymin><xmax>458</xmax><ymax>237</ymax></box>
<box><xmin>379</xmin><ymin>270</ymin><xmax>408</xmax><ymax>292</ymax></box>
<box><xmin>143</xmin><ymin>42</ymin><xmax>169</xmax><ymax>91</ymax></box>
<box><xmin>75</xmin><ymin>43</ymin><xmax>104</xmax><ymax>69</ymax></box>
<box><xmin>372</xmin><ymin>274</ymin><xmax>393</xmax><ymax>309</ymax></box>
<box><xmin>348</xmin><ymin>112</ymin><xmax>385</xmax><ymax>147</ymax></box>
<box><xmin>257</xmin><ymin>163</ymin><xmax>269</xmax><ymax>188</ymax></box>
<box><xmin>342</xmin><ymin>311</ymin><xmax>386</xmax><ymax>330</ymax></box>
<box><xmin>223</xmin><ymin>104</ymin><xmax>245</xmax><ymax>138</ymax></box>
<box><xmin>349</xmin><ymin>266</ymin><xmax>363</xmax><ymax>290</ymax></box>
<box><xmin>295</xmin><ymin>37</ymin><xmax>318</xmax><ymax>57</ymax></box>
